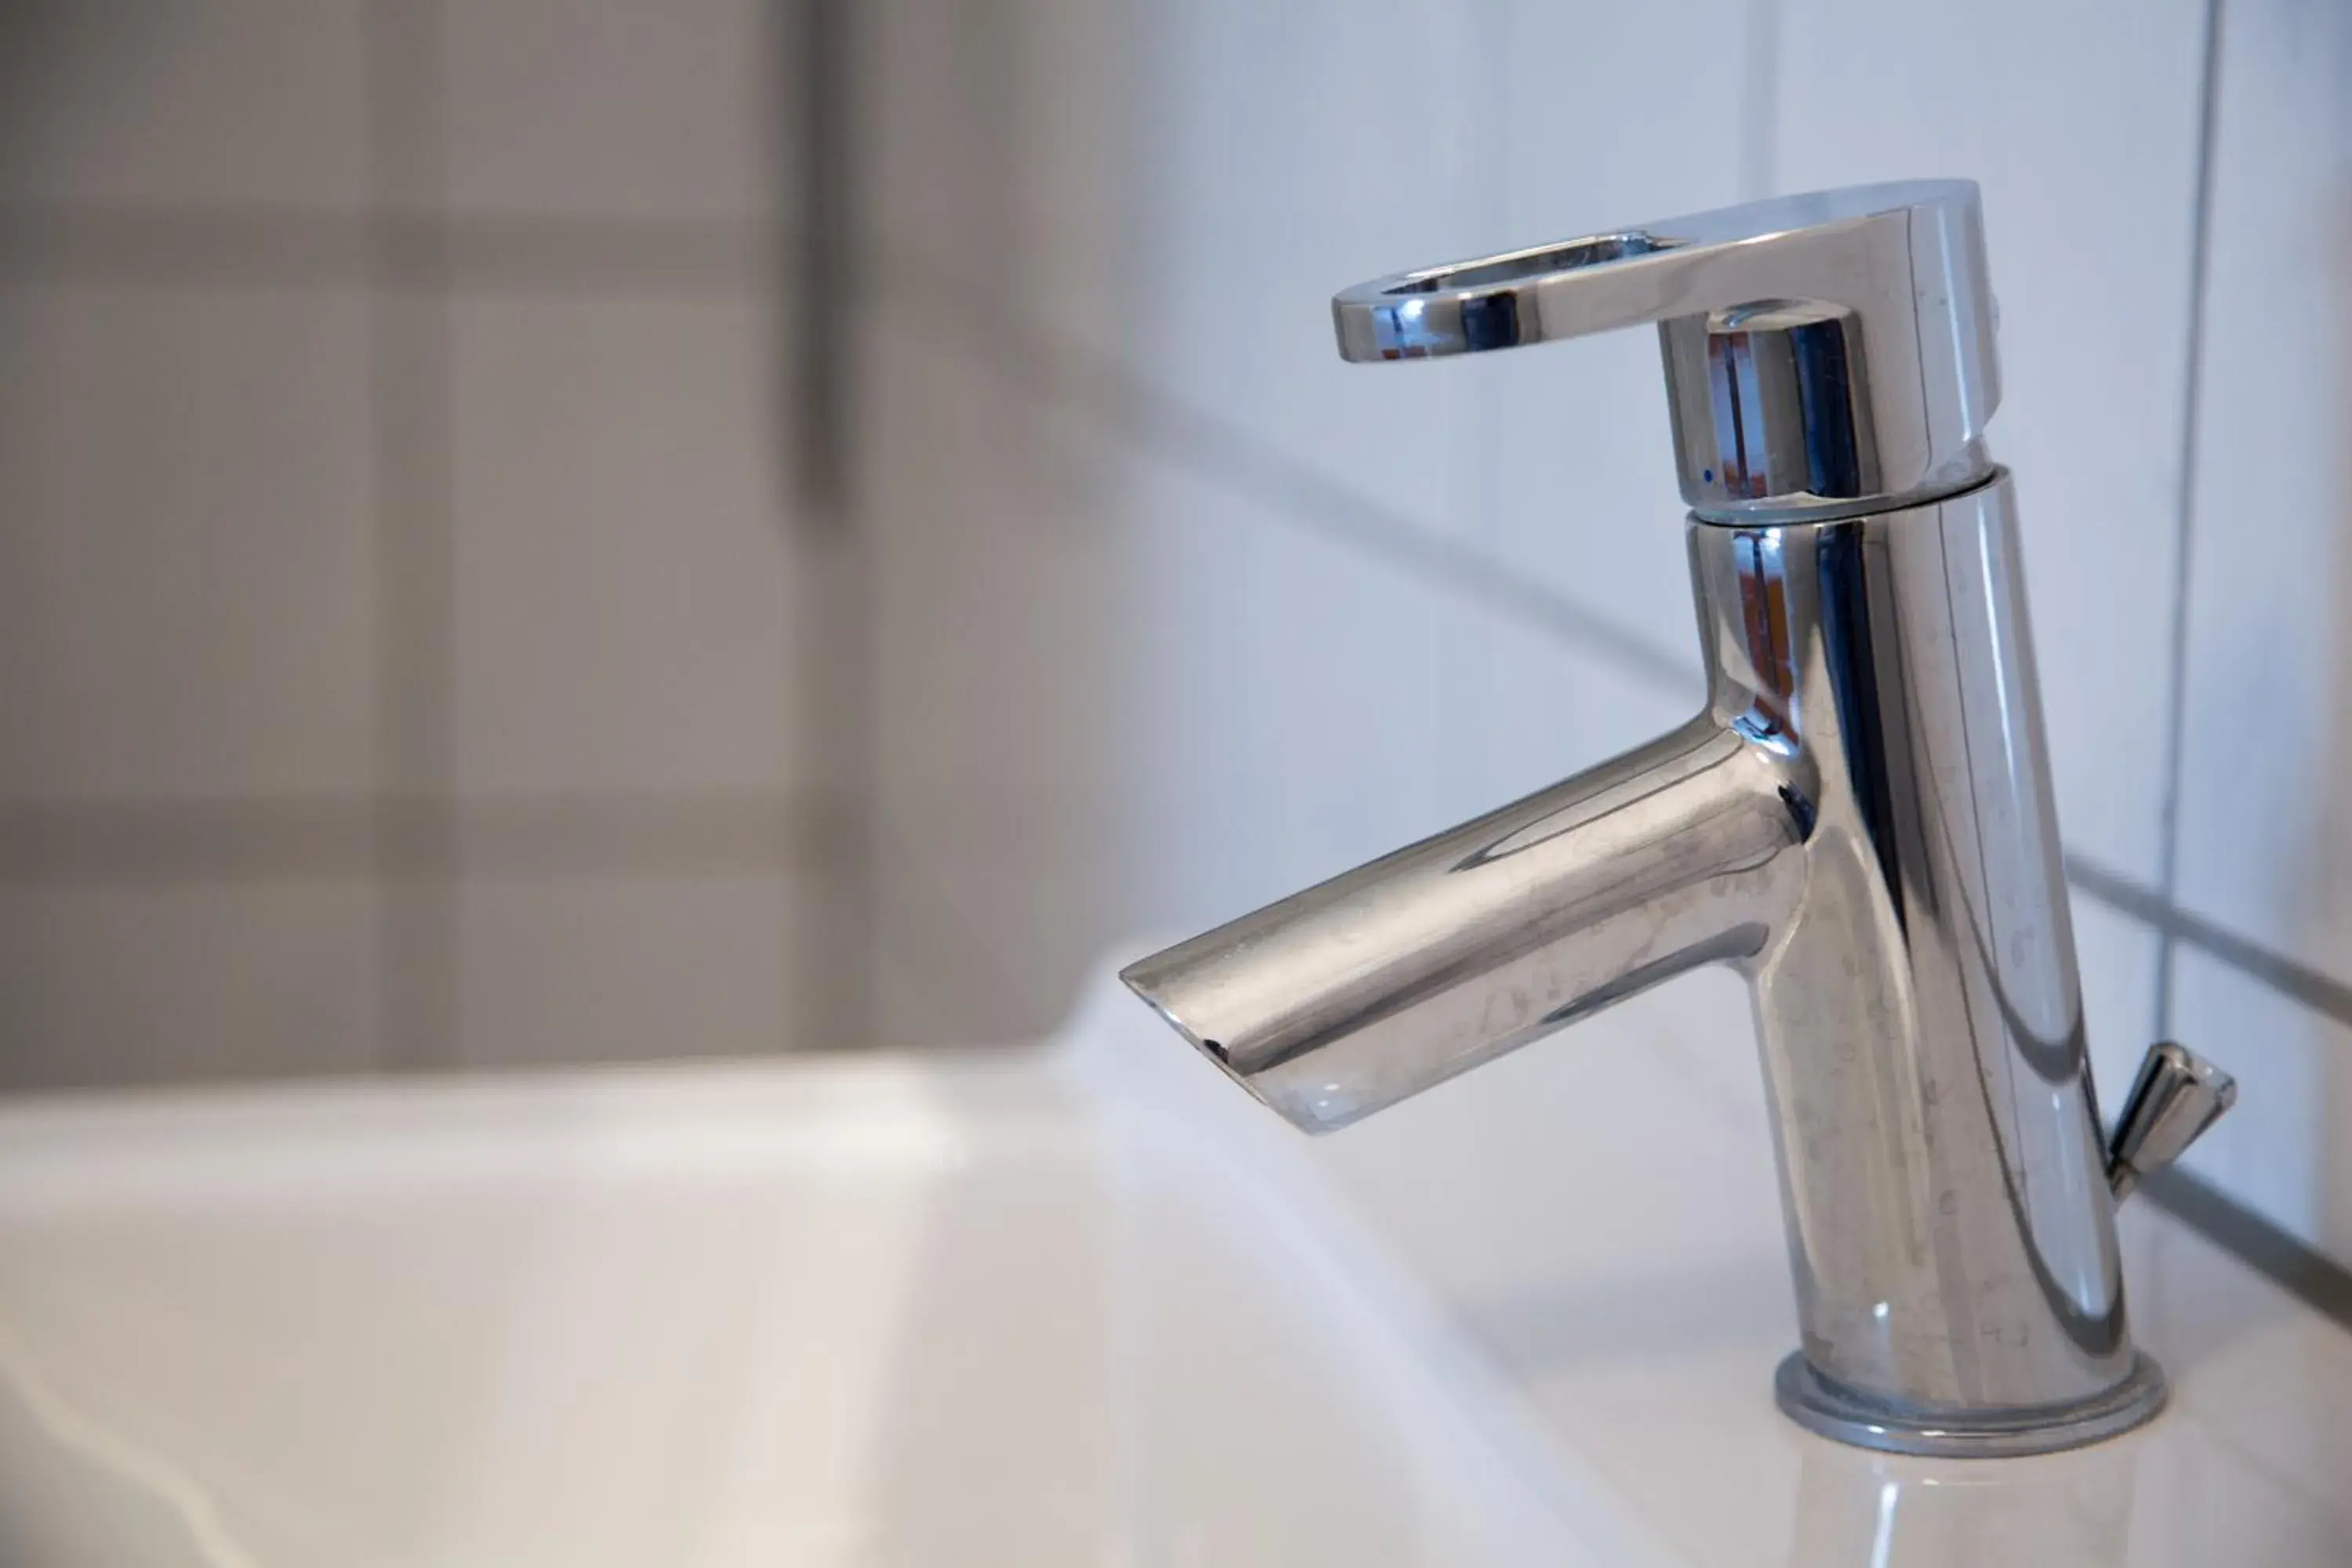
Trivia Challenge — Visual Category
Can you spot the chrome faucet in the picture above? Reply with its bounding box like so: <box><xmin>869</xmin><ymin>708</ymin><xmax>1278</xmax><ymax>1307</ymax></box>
<box><xmin>1121</xmin><ymin>181</ymin><xmax>2236</xmax><ymax>1457</ymax></box>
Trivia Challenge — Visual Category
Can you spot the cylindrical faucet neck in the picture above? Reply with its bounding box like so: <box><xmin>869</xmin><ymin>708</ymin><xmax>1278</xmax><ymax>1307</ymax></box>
<box><xmin>1120</xmin><ymin>715</ymin><xmax>1803</xmax><ymax>1133</ymax></box>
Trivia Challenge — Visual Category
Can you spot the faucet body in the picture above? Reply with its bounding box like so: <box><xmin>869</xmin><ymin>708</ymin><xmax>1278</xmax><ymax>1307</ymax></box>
<box><xmin>1127</xmin><ymin>474</ymin><xmax>2151</xmax><ymax>1445</ymax></box>
<box><xmin>1123</xmin><ymin>182</ymin><xmax>2230</xmax><ymax>1455</ymax></box>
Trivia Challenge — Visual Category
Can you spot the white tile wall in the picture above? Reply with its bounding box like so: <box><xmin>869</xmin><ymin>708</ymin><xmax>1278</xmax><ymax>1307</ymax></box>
<box><xmin>2173</xmin><ymin>0</ymin><xmax>2352</xmax><ymax>985</ymax></box>
<box><xmin>864</xmin><ymin>270</ymin><xmax>1696</xmax><ymax>1043</ymax></box>
<box><xmin>1121</xmin><ymin>456</ymin><xmax>1486</xmax><ymax>923</ymax></box>
<box><xmin>1117</xmin><ymin>0</ymin><xmax>1496</xmax><ymax>543</ymax></box>
<box><xmin>869</xmin><ymin>829</ymin><xmax>1106</xmax><ymax>1051</ymax></box>
<box><xmin>0</xmin><ymin>0</ymin><xmax>369</xmax><ymax>211</ymax></box>
<box><xmin>1123</xmin><ymin>445</ymin><xmax>1691</xmax><ymax>931</ymax></box>
<box><xmin>2073</xmin><ymin>897</ymin><xmax>2164</xmax><ymax>1124</ymax></box>
<box><xmin>864</xmin><ymin>0</ymin><xmax>1716</xmax><ymax>1032</ymax></box>
<box><xmin>0</xmin><ymin>0</ymin><xmax>837</xmax><ymax>1082</ymax></box>
<box><xmin>860</xmin><ymin>311</ymin><xmax>1136</xmax><ymax>1045</ymax></box>
<box><xmin>1476</xmin><ymin>0</ymin><xmax>1757</xmax><ymax>678</ymax></box>
<box><xmin>1773</xmin><ymin>0</ymin><xmax>2211</xmax><ymax>887</ymax></box>
<box><xmin>2172</xmin><ymin>946</ymin><xmax>2352</xmax><ymax>1262</ymax></box>
<box><xmin>0</xmin><ymin>883</ymin><xmax>378</xmax><ymax>1089</ymax></box>
<box><xmin>864</xmin><ymin>0</ymin><xmax>1123</xmax><ymax>344</ymax></box>
<box><xmin>440</xmin><ymin>0</ymin><xmax>783</xmax><ymax>223</ymax></box>
<box><xmin>448</xmin><ymin>294</ymin><xmax>809</xmax><ymax>800</ymax></box>
<box><xmin>862</xmin><ymin>315</ymin><xmax>1129</xmax><ymax>843</ymax></box>
<box><xmin>0</xmin><ymin>281</ymin><xmax>377</xmax><ymax>800</ymax></box>
<box><xmin>456</xmin><ymin>872</ymin><xmax>807</xmax><ymax>1066</ymax></box>
<box><xmin>2155</xmin><ymin>0</ymin><xmax>2352</xmax><ymax>1265</ymax></box>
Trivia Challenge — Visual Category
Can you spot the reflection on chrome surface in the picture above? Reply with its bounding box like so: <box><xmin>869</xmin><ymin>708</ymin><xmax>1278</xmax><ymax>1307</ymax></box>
<box><xmin>1790</xmin><ymin>1432</ymin><xmax>2137</xmax><ymax>1566</ymax></box>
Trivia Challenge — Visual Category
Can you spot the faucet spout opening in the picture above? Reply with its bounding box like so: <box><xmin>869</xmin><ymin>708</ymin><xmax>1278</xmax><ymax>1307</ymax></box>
<box><xmin>1120</xmin><ymin>715</ymin><xmax>1805</xmax><ymax>1132</ymax></box>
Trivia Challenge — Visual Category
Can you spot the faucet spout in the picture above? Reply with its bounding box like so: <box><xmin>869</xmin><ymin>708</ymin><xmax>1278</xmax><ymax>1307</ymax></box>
<box><xmin>1120</xmin><ymin>713</ymin><xmax>1805</xmax><ymax>1132</ymax></box>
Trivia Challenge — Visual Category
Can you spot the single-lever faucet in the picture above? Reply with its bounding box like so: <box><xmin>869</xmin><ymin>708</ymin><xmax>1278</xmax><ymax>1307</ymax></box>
<box><xmin>1121</xmin><ymin>181</ymin><xmax>2236</xmax><ymax>1457</ymax></box>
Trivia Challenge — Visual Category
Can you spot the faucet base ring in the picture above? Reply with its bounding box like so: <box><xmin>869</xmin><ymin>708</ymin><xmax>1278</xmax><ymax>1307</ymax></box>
<box><xmin>1773</xmin><ymin>1351</ymin><xmax>2169</xmax><ymax>1458</ymax></box>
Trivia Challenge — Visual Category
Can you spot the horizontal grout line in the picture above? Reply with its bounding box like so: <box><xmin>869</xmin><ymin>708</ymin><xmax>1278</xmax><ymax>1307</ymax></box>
<box><xmin>2064</xmin><ymin>855</ymin><xmax>2352</xmax><ymax>1031</ymax></box>
<box><xmin>875</xmin><ymin>247</ymin><xmax>1701</xmax><ymax>699</ymax></box>
<box><xmin>0</xmin><ymin>793</ymin><xmax>853</xmax><ymax>885</ymax></box>
<box><xmin>2140</xmin><ymin>1165</ymin><xmax>2352</xmax><ymax>1332</ymax></box>
<box><xmin>431</xmin><ymin>216</ymin><xmax>783</xmax><ymax>294</ymax></box>
<box><xmin>0</xmin><ymin>201</ymin><xmax>787</xmax><ymax>294</ymax></box>
<box><xmin>0</xmin><ymin>202</ymin><xmax>365</xmax><ymax>285</ymax></box>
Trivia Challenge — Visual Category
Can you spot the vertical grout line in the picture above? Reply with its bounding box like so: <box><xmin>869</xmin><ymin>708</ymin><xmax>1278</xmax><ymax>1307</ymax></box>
<box><xmin>1739</xmin><ymin>0</ymin><xmax>1784</xmax><ymax>201</ymax></box>
<box><xmin>1464</xmin><ymin>0</ymin><xmax>1510</xmax><ymax>556</ymax></box>
<box><xmin>2151</xmin><ymin>0</ymin><xmax>2228</xmax><ymax>1040</ymax></box>
<box><xmin>793</xmin><ymin>0</ymin><xmax>853</xmax><ymax>528</ymax></box>
<box><xmin>1446</xmin><ymin>0</ymin><xmax>1515</xmax><ymax>800</ymax></box>
<box><xmin>365</xmin><ymin>0</ymin><xmax>460</xmax><ymax>1072</ymax></box>
<box><xmin>784</xmin><ymin>0</ymin><xmax>875</xmax><ymax>1048</ymax></box>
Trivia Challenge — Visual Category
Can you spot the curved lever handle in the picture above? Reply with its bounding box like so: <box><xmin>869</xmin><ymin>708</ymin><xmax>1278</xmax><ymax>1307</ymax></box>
<box><xmin>2107</xmin><ymin>1040</ymin><xmax>2238</xmax><ymax>1203</ymax></box>
<box><xmin>1330</xmin><ymin>180</ymin><xmax>2001</xmax><ymax>521</ymax></box>
<box><xmin>1331</xmin><ymin>180</ymin><xmax>1984</xmax><ymax>363</ymax></box>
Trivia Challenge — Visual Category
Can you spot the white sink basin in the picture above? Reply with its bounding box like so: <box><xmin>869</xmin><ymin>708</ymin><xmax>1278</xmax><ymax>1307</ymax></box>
<box><xmin>0</xmin><ymin>967</ymin><xmax>2345</xmax><ymax>1565</ymax></box>
<box><xmin>0</xmin><ymin>978</ymin><xmax>1616</xmax><ymax>1567</ymax></box>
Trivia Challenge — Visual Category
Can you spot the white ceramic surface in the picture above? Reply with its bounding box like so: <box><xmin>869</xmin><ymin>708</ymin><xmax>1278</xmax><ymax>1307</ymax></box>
<box><xmin>0</xmin><ymin>982</ymin><xmax>1614</xmax><ymax>1567</ymax></box>
<box><xmin>0</xmin><ymin>969</ymin><xmax>2345</xmax><ymax>1565</ymax></box>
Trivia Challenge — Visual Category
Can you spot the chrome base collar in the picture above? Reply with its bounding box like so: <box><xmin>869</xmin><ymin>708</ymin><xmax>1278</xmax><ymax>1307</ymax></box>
<box><xmin>1773</xmin><ymin>1352</ymin><xmax>2169</xmax><ymax>1459</ymax></box>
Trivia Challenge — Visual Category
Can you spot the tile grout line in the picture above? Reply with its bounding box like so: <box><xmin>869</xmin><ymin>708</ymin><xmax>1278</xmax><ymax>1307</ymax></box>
<box><xmin>0</xmin><ymin>795</ymin><xmax>847</xmax><ymax>884</ymax></box>
<box><xmin>786</xmin><ymin>0</ymin><xmax>877</xmax><ymax>1051</ymax></box>
<box><xmin>0</xmin><ymin>201</ymin><xmax>791</xmax><ymax>295</ymax></box>
<box><xmin>365</xmin><ymin>0</ymin><xmax>461</xmax><ymax>1073</ymax></box>
<box><xmin>2149</xmin><ymin>0</ymin><xmax>2229</xmax><ymax>1041</ymax></box>
<box><xmin>792</xmin><ymin>0</ymin><xmax>853</xmax><ymax>528</ymax></box>
<box><xmin>1737</xmin><ymin>0</ymin><xmax>1784</xmax><ymax>203</ymax></box>
<box><xmin>1448</xmin><ymin>0</ymin><xmax>1514</xmax><ymax>796</ymax></box>
<box><xmin>2140</xmin><ymin>1164</ymin><xmax>2352</xmax><ymax>1332</ymax></box>
<box><xmin>2067</xmin><ymin>855</ymin><xmax>2352</xmax><ymax>1030</ymax></box>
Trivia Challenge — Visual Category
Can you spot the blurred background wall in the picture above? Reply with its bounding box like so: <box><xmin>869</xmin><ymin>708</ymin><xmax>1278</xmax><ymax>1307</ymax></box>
<box><xmin>0</xmin><ymin>0</ymin><xmax>860</xmax><ymax>1079</ymax></box>
<box><xmin>2</xmin><ymin>1</ymin><xmax>2350</xmax><ymax>1272</ymax></box>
